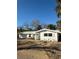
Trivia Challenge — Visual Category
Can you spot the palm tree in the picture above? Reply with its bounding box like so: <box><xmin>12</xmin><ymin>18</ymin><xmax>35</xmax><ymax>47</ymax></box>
<box><xmin>56</xmin><ymin>0</ymin><xmax>61</xmax><ymax>31</ymax></box>
<box><xmin>56</xmin><ymin>0</ymin><xmax>61</xmax><ymax>18</ymax></box>
<box><xmin>56</xmin><ymin>20</ymin><xmax>61</xmax><ymax>30</ymax></box>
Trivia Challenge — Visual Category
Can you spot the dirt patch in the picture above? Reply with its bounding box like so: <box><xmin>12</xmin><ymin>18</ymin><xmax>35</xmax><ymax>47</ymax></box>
<box><xmin>17</xmin><ymin>39</ymin><xmax>61</xmax><ymax>59</ymax></box>
<box><xmin>17</xmin><ymin>49</ymin><xmax>49</xmax><ymax>59</ymax></box>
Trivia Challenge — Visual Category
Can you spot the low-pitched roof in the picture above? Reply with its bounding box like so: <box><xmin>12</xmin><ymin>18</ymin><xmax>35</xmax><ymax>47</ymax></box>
<box><xmin>20</xmin><ymin>28</ymin><xmax>61</xmax><ymax>34</ymax></box>
<box><xmin>36</xmin><ymin>28</ymin><xmax>61</xmax><ymax>33</ymax></box>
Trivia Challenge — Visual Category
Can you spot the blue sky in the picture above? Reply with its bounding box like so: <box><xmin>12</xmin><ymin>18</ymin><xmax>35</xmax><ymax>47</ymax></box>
<box><xmin>17</xmin><ymin>0</ymin><xmax>58</xmax><ymax>27</ymax></box>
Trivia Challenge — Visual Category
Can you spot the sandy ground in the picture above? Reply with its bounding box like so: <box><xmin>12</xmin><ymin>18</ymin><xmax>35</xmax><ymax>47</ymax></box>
<box><xmin>17</xmin><ymin>49</ymin><xmax>50</xmax><ymax>59</ymax></box>
<box><xmin>17</xmin><ymin>39</ymin><xmax>61</xmax><ymax>59</ymax></box>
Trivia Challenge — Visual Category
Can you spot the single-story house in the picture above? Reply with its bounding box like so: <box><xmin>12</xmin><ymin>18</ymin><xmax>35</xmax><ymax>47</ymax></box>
<box><xmin>19</xmin><ymin>28</ymin><xmax>61</xmax><ymax>42</ymax></box>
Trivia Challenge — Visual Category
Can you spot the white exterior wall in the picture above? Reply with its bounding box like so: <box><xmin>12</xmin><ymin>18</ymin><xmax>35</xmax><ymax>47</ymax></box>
<box><xmin>40</xmin><ymin>31</ymin><xmax>58</xmax><ymax>41</ymax></box>
<box><xmin>35</xmin><ymin>33</ymin><xmax>40</xmax><ymax>40</ymax></box>
<box><xmin>21</xmin><ymin>31</ymin><xmax>36</xmax><ymax>39</ymax></box>
<box><xmin>19</xmin><ymin>29</ymin><xmax>60</xmax><ymax>41</ymax></box>
<box><xmin>26</xmin><ymin>34</ymin><xmax>34</xmax><ymax>38</ymax></box>
<box><xmin>19</xmin><ymin>34</ymin><xmax>24</xmax><ymax>38</ymax></box>
<box><xmin>54</xmin><ymin>33</ymin><xmax>58</xmax><ymax>41</ymax></box>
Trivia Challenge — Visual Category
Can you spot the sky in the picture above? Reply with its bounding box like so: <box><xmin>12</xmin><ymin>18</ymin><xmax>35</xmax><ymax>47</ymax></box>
<box><xmin>17</xmin><ymin>0</ymin><xmax>58</xmax><ymax>27</ymax></box>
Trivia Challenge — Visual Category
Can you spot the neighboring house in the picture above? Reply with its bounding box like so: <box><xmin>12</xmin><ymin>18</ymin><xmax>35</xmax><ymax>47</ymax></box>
<box><xmin>19</xmin><ymin>28</ymin><xmax>61</xmax><ymax>42</ymax></box>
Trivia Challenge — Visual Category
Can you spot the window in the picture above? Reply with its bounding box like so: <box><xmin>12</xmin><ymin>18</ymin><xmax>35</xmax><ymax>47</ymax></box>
<box><xmin>44</xmin><ymin>33</ymin><xmax>52</xmax><ymax>37</ymax></box>
<box><xmin>44</xmin><ymin>33</ymin><xmax>47</xmax><ymax>36</ymax></box>
<box><xmin>49</xmin><ymin>33</ymin><xmax>52</xmax><ymax>36</ymax></box>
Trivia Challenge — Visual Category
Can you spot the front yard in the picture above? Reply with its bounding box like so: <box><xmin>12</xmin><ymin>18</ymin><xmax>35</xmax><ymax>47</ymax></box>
<box><xmin>17</xmin><ymin>39</ymin><xmax>61</xmax><ymax>59</ymax></box>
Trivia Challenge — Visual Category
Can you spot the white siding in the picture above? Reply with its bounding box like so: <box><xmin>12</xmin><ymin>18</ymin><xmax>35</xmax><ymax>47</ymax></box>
<box><xmin>19</xmin><ymin>29</ymin><xmax>60</xmax><ymax>41</ymax></box>
<box><xmin>40</xmin><ymin>31</ymin><xmax>58</xmax><ymax>41</ymax></box>
<box><xmin>35</xmin><ymin>33</ymin><xmax>40</xmax><ymax>40</ymax></box>
<box><xmin>21</xmin><ymin>31</ymin><xmax>36</xmax><ymax>39</ymax></box>
<box><xmin>26</xmin><ymin>34</ymin><xmax>34</xmax><ymax>38</ymax></box>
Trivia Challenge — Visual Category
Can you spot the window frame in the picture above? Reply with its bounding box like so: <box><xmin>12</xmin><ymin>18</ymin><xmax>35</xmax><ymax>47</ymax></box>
<box><xmin>44</xmin><ymin>33</ymin><xmax>47</xmax><ymax>36</ymax></box>
<box><xmin>44</xmin><ymin>33</ymin><xmax>52</xmax><ymax>37</ymax></box>
<box><xmin>49</xmin><ymin>33</ymin><xmax>52</xmax><ymax>36</ymax></box>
